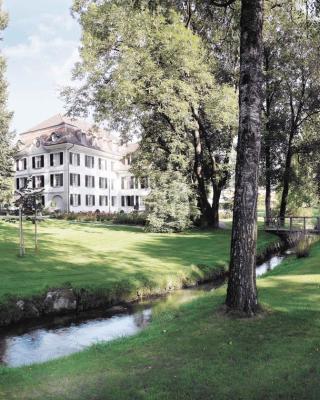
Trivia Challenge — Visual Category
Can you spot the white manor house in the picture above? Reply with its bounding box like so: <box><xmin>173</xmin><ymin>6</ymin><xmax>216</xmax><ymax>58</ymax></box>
<box><xmin>14</xmin><ymin>114</ymin><xmax>150</xmax><ymax>213</ymax></box>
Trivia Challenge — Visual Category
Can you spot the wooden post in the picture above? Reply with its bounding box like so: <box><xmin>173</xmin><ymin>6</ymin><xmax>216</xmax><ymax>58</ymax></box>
<box><xmin>19</xmin><ymin>205</ymin><xmax>25</xmax><ymax>257</ymax></box>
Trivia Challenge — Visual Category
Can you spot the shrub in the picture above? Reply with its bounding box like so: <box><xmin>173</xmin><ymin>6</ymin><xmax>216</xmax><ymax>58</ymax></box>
<box><xmin>295</xmin><ymin>235</ymin><xmax>318</xmax><ymax>258</ymax></box>
<box><xmin>144</xmin><ymin>171</ymin><xmax>199</xmax><ymax>233</ymax></box>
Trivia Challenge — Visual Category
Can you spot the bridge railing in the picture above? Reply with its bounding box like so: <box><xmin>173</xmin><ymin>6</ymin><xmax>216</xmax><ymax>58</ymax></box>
<box><xmin>265</xmin><ymin>216</ymin><xmax>320</xmax><ymax>232</ymax></box>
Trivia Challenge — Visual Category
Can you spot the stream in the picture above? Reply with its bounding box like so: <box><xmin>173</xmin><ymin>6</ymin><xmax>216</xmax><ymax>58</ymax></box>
<box><xmin>0</xmin><ymin>255</ymin><xmax>285</xmax><ymax>368</ymax></box>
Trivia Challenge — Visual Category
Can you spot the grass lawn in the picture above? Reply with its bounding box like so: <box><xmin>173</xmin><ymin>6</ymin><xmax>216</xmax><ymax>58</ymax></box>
<box><xmin>0</xmin><ymin>220</ymin><xmax>276</xmax><ymax>302</ymax></box>
<box><xmin>0</xmin><ymin>231</ymin><xmax>319</xmax><ymax>398</ymax></box>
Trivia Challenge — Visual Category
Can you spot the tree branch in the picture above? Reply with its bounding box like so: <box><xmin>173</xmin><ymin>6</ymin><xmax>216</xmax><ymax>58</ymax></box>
<box><xmin>211</xmin><ymin>0</ymin><xmax>237</xmax><ymax>7</ymax></box>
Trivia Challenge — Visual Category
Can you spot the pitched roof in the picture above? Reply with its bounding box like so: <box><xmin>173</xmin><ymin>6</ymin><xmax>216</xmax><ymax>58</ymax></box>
<box><xmin>21</xmin><ymin>113</ymin><xmax>93</xmax><ymax>135</ymax></box>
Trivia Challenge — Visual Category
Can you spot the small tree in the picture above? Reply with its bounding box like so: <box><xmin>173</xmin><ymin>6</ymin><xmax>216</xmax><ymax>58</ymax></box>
<box><xmin>15</xmin><ymin>177</ymin><xmax>44</xmax><ymax>255</ymax></box>
<box><xmin>145</xmin><ymin>170</ymin><xmax>199</xmax><ymax>233</ymax></box>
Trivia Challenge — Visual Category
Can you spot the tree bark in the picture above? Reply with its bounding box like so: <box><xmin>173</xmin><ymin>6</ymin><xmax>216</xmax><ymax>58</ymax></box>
<box><xmin>225</xmin><ymin>0</ymin><xmax>264</xmax><ymax>315</ymax></box>
<box><xmin>212</xmin><ymin>183</ymin><xmax>222</xmax><ymax>228</ymax></box>
<box><xmin>192</xmin><ymin>128</ymin><xmax>216</xmax><ymax>227</ymax></box>
<box><xmin>279</xmin><ymin>129</ymin><xmax>294</xmax><ymax>224</ymax></box>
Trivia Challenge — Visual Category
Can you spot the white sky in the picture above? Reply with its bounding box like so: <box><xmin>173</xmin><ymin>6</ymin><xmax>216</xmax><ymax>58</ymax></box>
<box><xmin>2</xmin><ymin>0</ymin><xmax>81</xmax><ymax>133</ymax></box>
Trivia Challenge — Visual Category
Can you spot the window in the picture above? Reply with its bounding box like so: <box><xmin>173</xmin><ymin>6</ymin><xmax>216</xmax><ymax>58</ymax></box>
<box><xmin>127</xmin><ymin>154</ymin><xmax>133</xmax><ymax>165</ymax></box>
<box><xmin>140</xmin><ymin>177</ymin><xmax>149</xmax><ymax>189</ymax></box>
<box><xmin>121</xmin><ymin>177</ymin><xmax>126</xmax><ymax>190</ymax></box>
<box><xmin>85</xmin><ymin>155</ymin><xmax>94</xmax><ymax>168</ymax></box>
<box><xmin>111</xmin><ymin>196</ymin><xmax>116</xmax><ymax>207</ymax></box>
<box><xmin>70</xmin><ymin>194</ymin><xmax>81</xmax><ymax>207</ymax></box>
<box><xmin>33</xmin><ymin>175</ymin><xmax>45</xmax><ymax>189</ymax></box>
<box><xmin>99</xmin><ymin>196</ymin><xmax>108</xmax><ymax>206</ymax></box>
<box><xmin>16</xmin><ymin>177</ymin><xmax>28</xmax><ymax>190</ymax></box>
<box><xmin>85</xmin><ymin>175</ymin><xmax>95</xmax><ymax>188</ymax></box>
<box><xmin>69</xmin><ymin>152</ymin><xmax>80</xmax><ymax>166</ymax></box>
<box><xmin>16</xmin><ymin>158</ymin><xmax>27</xmax><ymax>171</ymax></box>
<box><xmin>122</xmin><ymin>195</ymin><xmax>134</xmax><ymax>207</ymax></box>
<box><xmin>32</xmin><ymin>155</ymin><xmax>44</xmax><ymax>169</ymax></box>
<box><xmin>50</xmin><ymin>174</ymin><xmax>64</xmax><ymax>188</ymax></box>
<box><xmin>50</xmin><ymin>152</ymin><xmax>64</xmax><ymax>167</ymax></box>
<box><xmin>70</xmin><ymin>173</ymin><xmax>81</xmax><ymax>187</ymax></box>
<box><xmin>127</xmin><ymin>195</ymin><xmax>134</xmax><ymax>207</ymax></box>
<box><xmin>98</xmin><ymin>158</ymin><xmax>107</xmax><ymax>170</ymax></box>
<box><xmin>86</xmin><ymin>195</ymin><xmax>95</xmax><ymax>206</ymax></box>
<box><xmin>99</xmin><ymin>177</ymin><xmax>108</xmax><ymax>189</ymax></box>
<box><xmin>129</xmin><ymin>176</ymin><xmax>135</xmax><ymax>189</ymax></box>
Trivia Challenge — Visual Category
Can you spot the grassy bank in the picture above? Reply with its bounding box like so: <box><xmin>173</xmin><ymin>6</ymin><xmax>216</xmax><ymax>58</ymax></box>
<box><xmin>0</xmin><ymin>220</ymin><xmax>275</xmax><ymax>302</ymax></box>
<box><xmin>0</xmin><ymin>239</ymin><xmax>320</xmax><ymax>398</ymax></box>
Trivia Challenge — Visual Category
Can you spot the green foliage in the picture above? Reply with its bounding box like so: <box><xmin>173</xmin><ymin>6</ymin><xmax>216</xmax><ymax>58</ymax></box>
<box><xmin>144</xmin><ymin>171</ymin><xmax>199</xmax><ymax>232</ymax></box>
<box><xmin>64</xmin><ymin>1</ymin><xmax>238</xmax><ymax>225</ymax></box>
<box><xmin>0</xmin><ymin>2</ymin><xmax>14</xmax><ymax>200</ymax></box>
<box><xmin>53</xmin><ymin>211</ymin><xmax>147</xmax><ymax>226</ymax></box>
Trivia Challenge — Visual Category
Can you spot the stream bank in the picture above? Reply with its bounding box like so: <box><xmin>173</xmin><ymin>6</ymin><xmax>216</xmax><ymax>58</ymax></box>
<box><xmin>0</xmin><ymin>232</ymin><xmax>300</xmax><ymax>329</ymax></box>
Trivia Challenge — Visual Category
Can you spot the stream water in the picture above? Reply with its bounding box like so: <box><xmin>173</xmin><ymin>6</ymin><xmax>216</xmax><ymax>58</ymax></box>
<box><xmin>0</xmin><ymin>255</ymin><xmax>284</xmax><ymax>368</ymax></box>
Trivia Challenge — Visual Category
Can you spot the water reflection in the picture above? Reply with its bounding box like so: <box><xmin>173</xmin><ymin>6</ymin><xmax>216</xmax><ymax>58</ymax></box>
<box><xmin>256</xmin><ymin>255</ymin><xmax>284</xmax><ymax>277</ymax></box>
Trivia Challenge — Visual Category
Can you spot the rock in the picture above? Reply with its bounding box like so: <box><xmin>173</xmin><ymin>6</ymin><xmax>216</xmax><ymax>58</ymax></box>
<box><xmin>44</xmin><ymin>289</ymin><xmax>77</xmax><ymax>313</ymax></box>
<box><xmin>16</xmin><ymin>300</ymin><xmax>25</xmax><ymax>310</ymax></box>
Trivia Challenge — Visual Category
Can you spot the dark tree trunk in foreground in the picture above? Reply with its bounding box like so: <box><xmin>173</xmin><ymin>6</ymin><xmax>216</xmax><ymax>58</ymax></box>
<box><xmin>226</xmin><ymin>0</ymin><xmax>264</xmax><ymax>315</ymax></box>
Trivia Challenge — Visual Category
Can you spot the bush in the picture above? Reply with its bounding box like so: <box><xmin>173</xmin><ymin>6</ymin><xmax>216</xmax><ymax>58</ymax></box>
<box><xmin>50</xmin><ymin>211</ymin><xmax>147</xmax><ymax>226</ymax></box>
<box><xmin>295</xmin><ymin>235</ymin><xmax>318</xmax><ymax>258</ymax></box>
<box><xmin>144</xmin><ymin>171</ymin><xmax>199</xmax><ymax>233</ymax></box>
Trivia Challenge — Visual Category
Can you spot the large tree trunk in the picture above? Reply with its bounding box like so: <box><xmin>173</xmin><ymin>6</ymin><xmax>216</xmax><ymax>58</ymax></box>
<box><xmin>192</xmin><ymin>129</ymin><xmax>216</xmax><ymax>227</ymax></box>
<box><xmin>279</xmin><ymin>130</ymin><xmax>294</xmax><ymax>224</ymax></box>
<box><xmin>212</xmin><ymin>183</ymin><xmax>222</xmax><ymax>229</ymax></box>
<box><xmin>225</xmin><ymin>0</ymin><xmax>264</xmax><ymax>316</ymax></box>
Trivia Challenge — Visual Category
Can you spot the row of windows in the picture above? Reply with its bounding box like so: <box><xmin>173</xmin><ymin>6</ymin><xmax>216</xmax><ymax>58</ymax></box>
<box><xmin>70</xmin><ymin>195</ymin><xmax>142</xmax><ymax>208</ymax></box>
<box><xmin>70</xmin><ymin>194</ymin><xmax>117</xmax><ymax>207</ymax></box>
<box><xmin>16</xmin><ymin>153</ymin><xmax>115</xmax><ymax>171</ymax></box>
<box><xmin>121</xmin><ymin>176</ymin><xmax>149</xmax><ymax>190</ymax></box>
<box><xmin>16</xmin><ymin>175</ymin><xmax>116</xmax><ymax>190</ymax></box>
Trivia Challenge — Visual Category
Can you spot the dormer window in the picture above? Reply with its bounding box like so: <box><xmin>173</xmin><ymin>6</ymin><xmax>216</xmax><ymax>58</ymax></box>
<box><xmin>51</xmin><ymin>132</ymin><xmax>57</xmax><ymax>142</ymax></box>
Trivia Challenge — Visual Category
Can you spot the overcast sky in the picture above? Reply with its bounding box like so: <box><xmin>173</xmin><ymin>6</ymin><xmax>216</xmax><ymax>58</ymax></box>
<box><xmin>2</xmin><ymin>0</ymin><xmax>80</xmax><ymax>133</ymax></box>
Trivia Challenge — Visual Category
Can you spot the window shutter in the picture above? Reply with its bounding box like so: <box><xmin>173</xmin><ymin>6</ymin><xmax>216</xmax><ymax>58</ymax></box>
<box><xmin>41</xmin><ymin>176</ymin><xmax>44</xmax><ymax>187</ymax></box>
<box><xmin>16</xmin><ymin>160</ymin><xmax>19</xmax><ymax>171</ymax></box>
<box><xmin>78</xmin><ymin>174</ymin><xmax>80</xmax><ymax>186</ymax></box>
<box><xmin>60</xmin><ymin>152</ymin><xmax>63</xmax><ymax>165</ymax></box>
<box><xmin>77</xmin><ymin>154</ymin><xmax>80</xmax><ymax>166</ymax></box>
<box><xmin>24</xmin><ymin>158</ymin><xmax>27</xmax><ymax>170</ymax></box>
<box><xmin>41</xmin><ymin>156</ymin><xmax>44</xmax><ymax>168</ymax></box>
<box><xmin>32</xmin><ymin>176</ymin><xmax>36</xmax><ymax>188</ymax></box>
<box><xmin>86</xmin><ymin>195</ymin><xmax>88</xmax><ymax>206</ymax></box>
<box><xmin>16</xmin><ymin>179</ymin><xmax>20</xmax><ymax>190</ymax></box>
<box><xmin>60</xmin><ymin>174</ymin><xmax>63</xmax><ymax>186</ymax></box>
<box><xmin>99</xmin><ymin>196</ymin><xmax>102</xmax><ymax>206</ymax></box>
<box><xmin>32</xmin><ymin>157</ymin><xmax>35</xmax><ymax>169</ymax></box>
<box><xmin>70</xmin><ymin>173</ymin><xmax>73</xmax><ymax>186</ymax></box>
<box><xmin>93</xmin><ymin>196</ymin><xmax>95</xmax><ymax>206</ymax></box>
<box><xmin>85</xmin><ymin>176</ymin><xmax>88</xmax><ymax>187</ymax></box>
<box><xmin>69</xmin><ymin>152</ymin><xmax>72</xmax><ymax>165</ymax></box>
<box><xmin>50</xmin><ymin>154</ymin><xmax>53</xmax><ymax>166</ymax></box>
<box><xmin>78</xmin><ymin>194</ymin><xmax>81</xmax><ymax>205</ymax></box>
<box><xmin>70</xmin><ymin>195</ymin><xmax>73</xmax><ymax>206</ymax></box>
<box><xmin>93</xmin><ymin>177</ymin><xmax>95</xmax><ymax>188</ymax></box>
<box><xmin>99</xmin><ymin>177</ymin><xmax>102</xmax><ymax>189</ymax></box>
<box><xmin>50</xmin><ymin>175</ymin><xmax>54</xmax><ymax>187</ymax></box>
<box><xmin>85</xmin><ymin>156</ymin><xmax>88</xmax><ymax>167</ymax></box>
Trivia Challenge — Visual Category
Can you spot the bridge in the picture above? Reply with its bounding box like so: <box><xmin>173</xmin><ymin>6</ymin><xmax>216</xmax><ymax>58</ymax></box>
<box><xmin>265</xmin><ymin>216</ymin><xmax>320</xmax><ymax>234</ymax></box>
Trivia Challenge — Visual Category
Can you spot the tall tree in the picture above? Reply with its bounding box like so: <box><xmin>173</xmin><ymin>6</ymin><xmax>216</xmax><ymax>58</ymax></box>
<box><xmin>225</xmin><ymin>0</ymin><xmax>264</xmax><ymax>315</ymax></box>
<box><xmin>0</xmin><ymin>1</ymin><xmax>14</xmax><ymax>199</ymax></box>
<box><xmin>64</xmin><ymin>2</ymin><xmax>237</xmax><ymax>227</ymax></box>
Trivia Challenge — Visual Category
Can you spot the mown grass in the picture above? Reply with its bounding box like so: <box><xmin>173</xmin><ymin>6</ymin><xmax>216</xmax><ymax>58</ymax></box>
<box><xmin>0</xmin><ymin>220</ymin><xmax>276</xmax><ymax>302</ymax></box>
<box><xmin>0</xmin><ymin>238</ymin><xmax>320</xmax><ymax>399</ymax></box>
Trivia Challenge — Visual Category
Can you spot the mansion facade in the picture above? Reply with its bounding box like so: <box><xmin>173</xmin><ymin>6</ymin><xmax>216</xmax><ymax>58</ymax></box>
<box><xmin>14</xmin><ymin>114</ymin><xmax>150</xmax><ymax>213</ymax></box>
